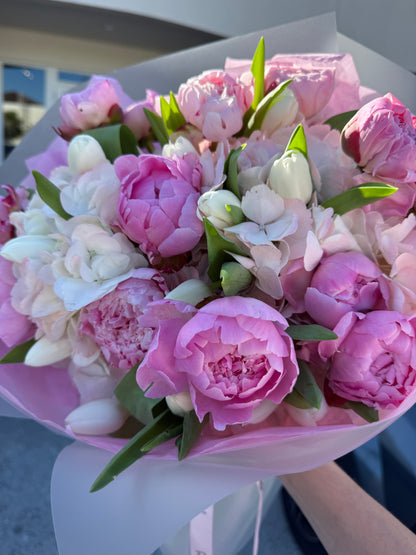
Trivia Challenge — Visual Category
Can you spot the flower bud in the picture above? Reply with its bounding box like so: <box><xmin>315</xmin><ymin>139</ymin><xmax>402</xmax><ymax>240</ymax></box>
<box><xmin>260</xmin><ymin>88</ymin><xmax>299</xmax><ymax>135</ymax></box>
<box><xmin>166</xmin><ymin>391</ymin><xmax>194</xmax><ymax>417</ymax></box>
<box><xmin>269</xmin><ymin>151</ymin><xmax>313</xmax><ymax>203</ymax></box>
<box><xmin>67</xmin><ymin>135</ymin><xmax>107</xmax><ymax>175</ymax></box>
<box><xmin>285</xmin><ymin>396</ymin><xmax>328</xmax><ymax>426</ymax></box>
<box><xmin>198</xmin><ymin>189</ymin><xmax>241</xmax><ymax>230</ymax></box>
<box><xmin>65</xmin><ymin>398</ymin><xmax>129</xmax><ymax>435</ymax></box>
<box><xmin>25</xmin><ymin>336</ymin><xmax>72</xmax><ymax>367</ymax></box>
<box><xmin>1</xmin><ymin>236</ymin><xmax>58</xmax><ymax>263</ymax></box>
<box><xmin>246</xmin><ymin>399</ymin><xmax>277</xmax><ymax>425</ymax></box>
<box><xmin>165</xmin><ymin>279</ymin><xmax>211</xmax><ymax>307</ymax></box>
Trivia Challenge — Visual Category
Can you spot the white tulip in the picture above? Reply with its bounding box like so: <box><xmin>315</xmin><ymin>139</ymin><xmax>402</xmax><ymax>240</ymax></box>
<box><xmin>260</xmin><ymin>88</ymin><xmax>299</xmax><ymax>135</ymax></box>
<box><xmin>1</xmin><ymin>235</ymin><xmax>58</xmax><ymax>263</ymax></box>
<box><xmin>285</xmin><ymin>396</ymin><xmax>328</xmax><ymax>427</ymax></box>
<box><xmin>67</xmin><ymin>135</ymin><xmax>107</xmax><ymax>175</ymax></box>
<box><xmin>25</xmin><ymin>336</ymin><xmax>72</xmax><ymax>367</ymax></box>
<box><xmin>269</xmin><ymin>151</ymin><xmax>313</xmax><ymax>204</ymax></box>
<box><xmin>166</xmin><ymin>391</ymin><xmax>194</xmax><ymax>417</ymax></box>
<box><xmin>198</xmin><ymin>189</ymin><xmax>241</xmax><ymax>229</ymax></box>
<box><xmin>246</xmin><ymin>399</ymin><xmax>277</xmax><ymax>425</ymax></box>
<box><xmin>65</xmin><ymin>398</ymin><xmax>129</xmax><ymax>435</ymax></box>
<box><xmin>165</xmin><ymin>279</ymin><xmax>211</xmax><ymax>307</ymax></box>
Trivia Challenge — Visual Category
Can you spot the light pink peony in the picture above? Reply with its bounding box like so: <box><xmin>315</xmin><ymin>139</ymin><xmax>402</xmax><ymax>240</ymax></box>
<box><xmin>265</xmin><ymin>54</ymin><xmax>361</xmax><ymax>122</ymax></box>
<box><xmin>137</xmin><ymin>297</ymin><xmax>299</xmax><ymax>430</ymax></box>
<box><xmin>58</xmin><ymin>76</ymin><xmax>134</xmax><ymax>140</ymax></box>
<box><xmin>122</xmin><ymin>90</ymin><xmax>157</xmax><ymax>140</ymax></box>
<box><xmin>341</xmin><ymin>93</ymin><xmax>416</xmax><ymax>183</ymax></box>
<box><xmin>304</xmin><ymin>251</ymin><xmax>388</xmax><ymax>329</ymax></box>
<box><xmin>226</xmin><ymin>53</ymin><xmax>360</xmax><ymax>122</ymax></box>
<box><xmin>320</xmin><ymin>310</ymin><xmax>416</xmax><ymax>409</ymax></box>
<box><xmin>78</xmin><ymin>269</ymin><xmax>167</xmax><ymax>370</ymax></box>
<box><xmin>116</xmin><ymin>153</ymin><xmax>204</xmax><ymax>261</ymax></box>
<box><xmin>177</xmin><ymin>70</ymin><xmax>253</xmax><ymax>142</ymax></box>
<box><xmin>0</xmin><ymin>257</ymin><xmax>35</xmax><ymax>348</ymax></box>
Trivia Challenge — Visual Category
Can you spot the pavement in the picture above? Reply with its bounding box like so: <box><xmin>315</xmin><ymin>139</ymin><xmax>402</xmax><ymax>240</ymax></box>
<box><xmin>0</xmin><ymin>412</ymin><xmax>302</xmax><ymax>555</ymax></box>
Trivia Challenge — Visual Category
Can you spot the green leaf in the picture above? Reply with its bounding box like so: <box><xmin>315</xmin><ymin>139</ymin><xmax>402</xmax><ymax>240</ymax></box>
<box><xmin>286</xmin><ymin>324</ymin><xmax>337</xmax><ymax>341</ymax></box>
<box><xmin>0</xmin><ymin>338</ymin><xmax>36</xmax><ymax>364</ymax></box>
<box><xmin>90</xmin><ymin>409</ymin><xmax>183</xmax><ymax>492</ymax></box>
<box><xmin>176</xmin><ymin>411</ymin><xmax>208</xmax><ymax>460</ymax></box>
<box><xmin>346</xmin><ymin>401</ymin><xmax>379</xmax><ymax>423</ymax></box>
<box><xmin>32</xmin><ymin>171</ymin><xmax>71</xmax><ymax>220</ymax></box>
<box><xmin>160</xmin><ymin>92</ymin><xmax>186</xmax><ymax>135</ymax></box>
<box><xmin>114</xmin><ymin>365</ymin><xmax>165</xmax><ymax>425</ymax></box>
<box><xmin>224</xmin><ymin>145</ymin><xmax>246</xmax><ymax>199</ymax></box>
<box><xmin>251</xmin><ymin>37</ymin><xmax>265</xmax><ymax>110</ymax></box>
<box><xmin>285</xmin><ymin>124</ymin><xmax>308</xmax><ymax>158</ymax></box>
<box><xmin>204</xmin><ymin>218</ymin><xmax>245</xmax><ymax>282</ymax></box>
<box><xmin>220</xmin><ymin>261</ymin><xmax>252</xmax><ymax>296</ymax></box>
<box><xmin>83</xmin><ymin>123</ymin><xmax>138</xmax><ymax>162</ymax></box>
<box><xmin>321</xmin><ymin>183</ymin><xmax>398</xmax><ymax>215</ymax></box>
<box><xmin>143</xmin><ymin>107</ymin><xmax>169</xmax><ymax>146</ymax></box>
<box><xmin>244</xmin><ymin>79</ymin><xmax>293</xmax><ymax>135</ymax></box>
<box><xmin>324</xmin><ymin>110</ymin><xmax>358</xmax><ymax>132</ymax></box>
<box><xmin>284</xmin><ymin>360</ymin><xmax>323</xmax><ymax>410</ymax></box>
<box><xmin>225</xmin><ymin>204</ymin><xmax>244</xmax><ymax>225</ymax></box>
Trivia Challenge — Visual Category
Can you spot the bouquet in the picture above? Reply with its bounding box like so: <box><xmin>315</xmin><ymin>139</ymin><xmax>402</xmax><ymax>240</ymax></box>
<box><xmin>2</xmin><ymin>14</ymin><xmax>416</xmax><ymax>555</ymax></box>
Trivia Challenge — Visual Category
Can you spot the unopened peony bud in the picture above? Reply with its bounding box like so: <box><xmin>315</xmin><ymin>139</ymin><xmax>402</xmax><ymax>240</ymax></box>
<box><xmin>25</xmin><ymin>336</ymin><xmax>72</xmax><ymax>367</ymax></box>
<box><xmin>198</xmin><ymin>189</ymin><xmax>241</xmax><ymax>229</ymax></box>
<box><xmin>285</xmin><ymin>396</ymin><xmax>328</xmax><ymax>426</ymax></box>
<box><xmin>269</xmin><ymin>151</ymin><xmax>313</xmax><ymax>203</ymax></box>
<box><xmin>166</xmin><ymin>391</ymin><xmax>194</xmax><ymax>417</ymax></box>
<box><xmin>65</xmin><ymin>398</ymin><xmax>129</xmax><ymax>435</ymax></box>
<box><xmin>260</xmin><ymin>88</ymin><xmax>299</xmax><ymax>135</ymax></box>
<box><xmin>165</xmin><ymin>279</ymin><xmax>211</xmax><ymax>307</ymax></box>
<box><xmin>67</xmin><ymin>135</ymin><xmax>107</xmax><ymax>175</ymax></box>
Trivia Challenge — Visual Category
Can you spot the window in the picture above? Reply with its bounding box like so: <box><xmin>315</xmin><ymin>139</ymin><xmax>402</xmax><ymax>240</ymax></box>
<box><xmin>1</xmin><ymin>65</ymin><xmax>88</xmax><ymax>161</ymax></box>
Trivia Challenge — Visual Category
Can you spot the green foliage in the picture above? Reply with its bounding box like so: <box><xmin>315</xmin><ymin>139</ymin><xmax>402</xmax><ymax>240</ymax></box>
<box><xmin>322</xmin><ymin>183</ymin><xmax>398</xmax><ymax>215</ymax></box>
<box><xmin>32</xmin><ymin>171</ymin><xmax>71</xmax><ymax>220</ymax></box>
<box><xmin>83</xmin><ymin>123</ymin><xmax>138</xmax><ymax>162</ymax></box>
<box><xmin>284</xmin><ymin>360</ymin><xmax>323</xmax><ymax>410</ymax></box>
<box><xmin>286</xmin><ymin>324</ymin><xmax>337</xmax><ymax>341</ymax></box>
<box><xmin>0</xmin><ymin>338</ymin><xmax>36</xmax><ymax>364</ymax></box>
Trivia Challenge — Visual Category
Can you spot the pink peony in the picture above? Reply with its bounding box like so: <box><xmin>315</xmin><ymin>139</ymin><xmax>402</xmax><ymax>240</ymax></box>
<box><xmin>226</xmin><ymin>53</ymin><xmax>360</xmax><ymax>122</ymax></box>
<box><xmin>320</xmin><ymin>311</ymin><xmax>416</xmax><ymax>410</ymax></box>
<box><xmin>58</xmin><ymin>76</ymin><xmax>134</xmax><ymax>140</ymax></box>
<box><xmin>0</xmin><ymin>185</ymin><xmax>25</xmax><ymax>244</ymax></box>
<box><xmin>78</xmin><ymin>269</ymin><xmax>167</xmax><ymax>370</ymax></box>
<box><xmin>0</xmin><ymin>257</ymin><xmax>35</xmax><ymax>348</ymax></box>
<box><xmin>305</xmin><ymin>251</ymin><xmax>388</xmax><ymax>329</ymax></box>
<box><xmin>137</xmin><ymin>297</ymin><xmax>299</xmax><ymax>430</ymax></box>
<box><xmin>341</xmin><ymin>93</ymin><xmax>416</xmax><ymax>183</ymax></box>
<box><xmin>116</xmin><ymin>153</ymin><xmax>204</xmax><ymax>261</ymax></box>
<box><xmin>122</xmin><ymin>90</ymin><xmax>157</xmax><ymax>140</ymax></box>
<box><xmin>177</xmin><ymin>70</ymin><xmax>253</xmax><ymax>142</ymax></box>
